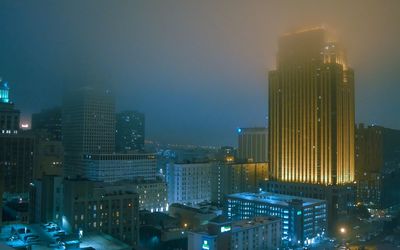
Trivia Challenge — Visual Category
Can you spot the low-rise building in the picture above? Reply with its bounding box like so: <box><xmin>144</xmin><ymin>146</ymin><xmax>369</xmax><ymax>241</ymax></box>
<box><xmin>188</xmin><ymin>216</ymin><xmax>281</xmax><ymax>250</ymax></box>
<box><xmin>225</xmin><ymin>192</ymin><xmax>326</xmax><ymax>246</ymax></box>
<box><xmin>63</xmin><ymin>179</ymin><xmax>139</xmax><ymax>247</ymax></box>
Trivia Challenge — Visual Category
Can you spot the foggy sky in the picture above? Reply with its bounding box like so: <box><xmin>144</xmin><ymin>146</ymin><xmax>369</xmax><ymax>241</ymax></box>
<box><xmin>1</xmin><ymin>0</ymin><xmax>399</xmax><ymax>146</ymax></box>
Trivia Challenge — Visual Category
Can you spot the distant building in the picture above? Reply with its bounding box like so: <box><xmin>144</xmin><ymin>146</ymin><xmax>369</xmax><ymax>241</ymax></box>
<box><xmin>31</xmin><ymin>107</ymin><xmax>62</xmax><ymax>141</ymax></box>
<box><xmin>62</xmin><ymin>86</ymin><xmax>116</xmax><ymax>178</ymax></box>
<box><xmin>63</xmin><ymin>179</ymin><xmax>139</xmax><ymax>247</ymax></box>
<box><xmin>237</xmin><ymin>127</ymin><xmax>268</xmax><ymax>163</ymax></box>
<box><xmin>211</xmin><ymin>162</ymin><xmax>268</xmax><ymax>206</ymax></box>
<box><xmin>356</xmin><ymin>123</ymin><xmax>400</xmax><ymax>208</ymax></box>
<box><xmin>216</xmin><ymin>146</ymin><xmax>236</xmax><ymax>162</ymax></box>
<box><xmin>225</xmin><ymin>192</ymin><xmax>326</xmax><ymax>246</ymax></box>
<box><xmin>167</xmin><ymin>162</ymin><xmax>211</xmax><ymax>205</ymax></box>
<box><xmin>82</xmin><ymin>153</ymin><xmax>158</xmax><ymax>182</ymax></box>
<box><xmin>116</xmin><ymin>111</ymin><xmax>145</xmax><ymax>153</ymax></box>
<box><xmin>188</xmin><ymin>216</ymin><xmax>281</xmax><ymax>250</ymax></box>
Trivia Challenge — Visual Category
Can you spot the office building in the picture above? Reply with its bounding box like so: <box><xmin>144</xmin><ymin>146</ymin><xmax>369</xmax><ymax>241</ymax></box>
<box><xmin>237</xmin><ymin>127</ymin><xmax>268</xmax><ymax>163</ymax></box>
<box><xmin>63</xmin><ymin>179</ymin><xmax>139</xmax><ymax>247</ymax></box>
<box><xmin>188</xmin><ymin>216</ymin><xmax>281</xmax><ymax>250</ymax></box>
<box><xmin>225</xmin><ymin>192</ymin><xmax>326</xmax><ymax>246</ymax></box>
<box><xmin>167</xmin><ymin>162</ymin><xmax>212</xmax><ymax>205</ymax></box>
<box><xmin>31</xmin><ymin>107</ymin><xmax>62</xmax><ymax>141</ymax></box>
<box><xmin>116</xmin><ymin>111</ymin><xmax>145</xmax><ymax>153</ymax></box>
<box><xmin>268</xmin><ymin>27</ymin><xmax>355</xmax><ymax>184</ymax></box>
<box><xmin>211</xmin><ymin>162</ymin><xmax>268</xmax><ymax>206</ymax></box>
<box><xmin>82</xmin><ymin>153</ymin><xmax>158</xmax><ymax>182</ymax></box>
<box><xmin>62</xmin><ymin>86</ymin><xmax>115</xmax><ymax>178</ymax></box>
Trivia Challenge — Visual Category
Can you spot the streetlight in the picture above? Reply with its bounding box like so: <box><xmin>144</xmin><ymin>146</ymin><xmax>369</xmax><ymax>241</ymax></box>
<box><xmin>340</xmin><ymin>227</ymin><xmax>346</xmax><ymax>234</ymax></box>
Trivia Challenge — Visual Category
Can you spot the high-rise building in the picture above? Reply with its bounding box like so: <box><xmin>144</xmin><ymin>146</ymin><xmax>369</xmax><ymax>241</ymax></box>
<box><xmin>116</xmin><ymin>111</ymin><xmax>145</xmax><ymax>153</ymax></box>
<box><xmin>237</xmin><ymin>127</ymin><xmax>268</xmax><ymax>163</ymax></box>
<box><xmin>266</xmin><ymin>27</ymin><xmax>356</xmax><ymax>233</ymax></box>
<box><xmin>225</xmin><ymin>192</ymin><xmax>327</xmax><ymax>246</ymax></box>
<box><xmin>31</xmin><ymin>107</ymin><xmax>62</xmax><ymax>141</ymax></box>
<box><xmin>0</xmin><ymin>81</ymin><xmax>35</xmax><ymax>195</ymax></box>
<box><xmin>62</xmin><ymin>86</ymin><xmax>115</xmax><ymax>177</ymax></box>
<box><xmin>268</xmin><ymin>27</ymin><xmax>355</xmax><ymax>185</ymax></box>
<box><xmin>355</xmin><ymin>124</ymin><xmax>400</xmax><ymax>208</ymax></box>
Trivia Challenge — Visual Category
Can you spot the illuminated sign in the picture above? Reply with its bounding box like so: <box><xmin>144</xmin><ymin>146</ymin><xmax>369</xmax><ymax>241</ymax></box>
<box><xmin>202</xmin><ymin>240</ymin><xmax>210</xmax><ymax>250</ymax></box>
<box><xmin>297</xmin><ymin>211</ymin><xmax>302</xmax><ymax>215</ymax></box>
<box><xmin>220</xmin><ymin>226</ymin><xmax>231</xmax><ymax>233</ymax></box>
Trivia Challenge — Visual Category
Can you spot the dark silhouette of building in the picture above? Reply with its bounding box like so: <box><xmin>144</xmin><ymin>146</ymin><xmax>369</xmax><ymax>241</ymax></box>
<box><xmin>116</xmin><ymin>111</ymin><xmax>145</xmax><ymax>153</ymax></box>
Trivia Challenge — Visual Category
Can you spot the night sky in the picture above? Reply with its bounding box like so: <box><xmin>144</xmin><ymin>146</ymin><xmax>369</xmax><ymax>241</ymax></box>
<box><xmin>1</xmin><ymin>0</ymin><xmax>399</xmax><ymax>146</ymax></box>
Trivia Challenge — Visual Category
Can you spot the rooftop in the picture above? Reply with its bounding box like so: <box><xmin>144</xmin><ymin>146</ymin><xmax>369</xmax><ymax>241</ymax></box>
<box><xmin>226</xmin><ymin>191</ymin><xmax>325</xmax><ymax>207</ymax></box>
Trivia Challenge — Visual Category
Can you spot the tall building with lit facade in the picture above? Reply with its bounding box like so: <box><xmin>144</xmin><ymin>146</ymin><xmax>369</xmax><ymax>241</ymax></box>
<box><xmin>116</xmin><ymin>111</ymin><xmax>145</xmax><ymax>153</ymax></box>
<box><xmin>237</xmin><ymin>127</ymin><xmax>268</xmax><ymax>163</ymax></box>
<box><xmin>266</xmin><ymin>27</ymin><xmax>356</xmax><ymax>233</ymax></box>
<box><xmin>268</xmin><ymin>27</ymin><xmax>355</xmax><ymax>184</ymax></box>
<box><xmin>62</xmin><ymin>86</ymin><xmax>116</xmax><ymax>178</ymax></box>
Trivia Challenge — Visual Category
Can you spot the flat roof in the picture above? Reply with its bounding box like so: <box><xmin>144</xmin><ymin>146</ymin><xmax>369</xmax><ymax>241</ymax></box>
<box><xmin>226</xmin><ymin>192</ymin><xmax>325</xmax><ymax>207</ymax></box>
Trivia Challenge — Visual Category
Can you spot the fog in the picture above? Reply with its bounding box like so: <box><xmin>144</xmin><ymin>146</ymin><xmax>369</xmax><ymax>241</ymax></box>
<box><xmin>0</xmin><ymin>0</ymin><xmax>399</xmax><ymax>146</ymax></box>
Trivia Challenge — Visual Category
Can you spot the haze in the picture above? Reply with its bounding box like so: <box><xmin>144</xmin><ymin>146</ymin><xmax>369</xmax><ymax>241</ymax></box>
<box><xmin>0</xmin><ymin>0</ymin><xmax>399</xmax><ymax>146</ymax></box>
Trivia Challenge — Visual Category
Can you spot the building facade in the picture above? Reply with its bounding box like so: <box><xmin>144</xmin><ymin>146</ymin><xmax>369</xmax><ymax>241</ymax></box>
<box><xmin>268</xmin><ymin>27</ymin><xmax>355</xmax><ymax>184</ymax></box>
<box><xmin>62</xmin><ymin>86</ymin><xmax>115</xmax><ymax>178</ymax></box>
<box><xmin>237</xmin><ymin>127</ymin><xmax>268</xmax><ymax>163</ymax></box>
<box><xmin>31</xmin><ymin>107</ymin><xmax>62</xmax><ymax>141</ymax></box>
<box><xmin>82</xmin><ymin>153</ymin><xmax>158</xmax><ymax>182</ymax></box>
<box><xmin>188</xmin><ymin>216</ymin><xmax>281</xmax><ymax>250</ymax></box>
<box><xmin>167</xmin><ymin>162</ymin><xmax>212</xmax><ymax>205</ymax></box>
<box><xmin>211</xmin><ymin>162</ymin><xmax>268</xmax><ymax>206</ymax></box>
<box><xmin>116</xmin><ymin>111</ymin><xmax>145</xmax><ymax>153</ymax></box>
<box><xmin>225</xmin><ymin>192</ymin><xmax>326</xmax><ymax>246</ymax></box>
<box><xmin>63</xmin><ymin>179</ymin><xmax>139</xmax><ymax>247</ymax></box>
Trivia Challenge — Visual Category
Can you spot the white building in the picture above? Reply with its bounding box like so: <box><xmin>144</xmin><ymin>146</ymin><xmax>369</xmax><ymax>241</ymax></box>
<box><xmin>167</xmin><ymin>162</ymin><xmax>211</xmax><ymax>205</ymax></box>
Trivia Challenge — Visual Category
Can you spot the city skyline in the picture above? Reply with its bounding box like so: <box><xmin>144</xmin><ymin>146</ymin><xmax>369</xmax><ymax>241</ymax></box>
<box><xmin>1</xmin><ymin>1</ymin><xmax>400</xmax><ymax>147</ymax></box>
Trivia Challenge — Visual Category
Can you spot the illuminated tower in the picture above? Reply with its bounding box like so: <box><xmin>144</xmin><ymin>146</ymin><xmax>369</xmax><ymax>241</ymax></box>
<box><xmin>268</xmin><ymin>27</ymin><xmax>355</xmax><ymax>185</ymax></box>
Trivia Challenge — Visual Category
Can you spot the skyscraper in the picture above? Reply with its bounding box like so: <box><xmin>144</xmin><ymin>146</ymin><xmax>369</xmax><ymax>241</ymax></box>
<box><xmin>115</xmin><ymin>111</ymin><xmax>145</xmax><ymax>153</ymax></box>
<box><xmin>237</xmin><ymin>127</ymin><xmax>268</xmax><ymax>163</ymax></box>
<box><xmin>62</xmin><ymin>86</ymin><xmax>116</xmax><ymax>178</ymax></box>
<box><xmin>268</xmin><ymin>27</ymin><xmax>355</xmax><ymax>185</ymax></box>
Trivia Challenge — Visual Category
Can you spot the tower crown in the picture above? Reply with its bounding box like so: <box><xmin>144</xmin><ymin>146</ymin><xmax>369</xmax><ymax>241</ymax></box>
<box><xmin>0</xmin><ymin>79</ymin><xmax>10</xmax><ymax>103</ymax></box>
